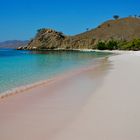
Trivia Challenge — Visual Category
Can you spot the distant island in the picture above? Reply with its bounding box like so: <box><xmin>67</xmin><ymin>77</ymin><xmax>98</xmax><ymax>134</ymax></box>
<box><xmin>0</xmin><ymin>40</ymin><xmax>29</xmax><ymax>49</ymax></box>
<box><xmin>18</xmin><ymin>17</ymin><xmax>140</xmax><ymax>51</ymax></box>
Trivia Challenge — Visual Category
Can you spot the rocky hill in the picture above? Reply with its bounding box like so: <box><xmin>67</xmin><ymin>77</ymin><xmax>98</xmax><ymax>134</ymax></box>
<box><xmin>19</xmin><ymin>17</ymin><xmax>140</xmax><ymax>50</ymax></box>
<box><xmin>0</xmin><ymin>40</ymin><xmax>29</xmax><ymax>49</ymax></box>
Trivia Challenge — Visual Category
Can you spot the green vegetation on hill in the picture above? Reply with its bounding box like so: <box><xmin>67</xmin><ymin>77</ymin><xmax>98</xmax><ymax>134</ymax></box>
<box><xmin>96</xmin><ymin>38</ymin><xmax>140</xmax><ymax>51</ymax></box>
<box><xmin>119</xmin><ymin>39</ymin><xmax>140</xmax><ymax>51</ymax></box>
<box><xmin>96</xmin><ymin>39</ymin><xmax>119</xmax><ymax>50</ymax></box>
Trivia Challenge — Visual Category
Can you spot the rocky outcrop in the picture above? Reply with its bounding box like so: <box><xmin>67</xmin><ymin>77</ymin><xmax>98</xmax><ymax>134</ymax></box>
<box><xmin>19</xmin><ymin>17</ymin><xmax>140</xmax><ymax>50</ymax></box>
<box><xmin>21</xmin><ymin>29</ymin><xmax>95</xmax><ymax>50</ymax></box>
<box><xmin>25</xmin><ymin>29</ymin><xmax>67</xmax><ymax>50</ymax></box>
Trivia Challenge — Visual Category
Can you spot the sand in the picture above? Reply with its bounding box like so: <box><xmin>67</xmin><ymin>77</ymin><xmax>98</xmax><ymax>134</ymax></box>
<box><xmin>0</xmin><ymin>51</ymin><xmax>140</xmax><ymax>140</ymax></box>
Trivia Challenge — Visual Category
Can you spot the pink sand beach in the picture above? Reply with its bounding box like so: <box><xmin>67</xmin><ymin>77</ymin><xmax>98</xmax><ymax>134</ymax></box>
<box><xmin>0</xmin><ymin>51</ymin><xmax>140</xmax><ymax>140</ymax></box>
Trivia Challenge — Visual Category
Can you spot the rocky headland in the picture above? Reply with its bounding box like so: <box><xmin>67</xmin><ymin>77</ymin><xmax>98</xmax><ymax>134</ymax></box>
<box><xmin>18</xmin><ymin>17</ymin><xmax>140</xmax><ymax>50</ymax></box>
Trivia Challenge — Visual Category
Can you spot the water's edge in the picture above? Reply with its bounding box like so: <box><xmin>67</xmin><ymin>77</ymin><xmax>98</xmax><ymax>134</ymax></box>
<box><xmin>0</xmin><ymin>58</ymin><xmax>107</xmax><ymax>100</ymax></box>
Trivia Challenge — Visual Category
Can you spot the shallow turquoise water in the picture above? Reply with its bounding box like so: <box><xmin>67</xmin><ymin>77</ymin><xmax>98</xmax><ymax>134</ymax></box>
<box><xmin>0</xmin><ymin>49</ymin><xmax>111</xmax><ymax>93</ymax></box>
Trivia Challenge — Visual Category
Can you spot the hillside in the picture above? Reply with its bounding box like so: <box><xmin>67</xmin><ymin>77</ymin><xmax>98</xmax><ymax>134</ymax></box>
<box><xmin>19</xmin><ymin>17</ymin><xmax>140</xmax><ymax>50</ymax></box>
<box><xmin>0</xmin><ymin>40</ymin><xmax>29</xmax><ymax>49</ymax></box>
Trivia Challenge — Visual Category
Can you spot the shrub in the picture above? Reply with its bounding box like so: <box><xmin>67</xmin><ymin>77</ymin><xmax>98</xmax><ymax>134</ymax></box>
<box><xmin>96</xmin><ymin>40</ymin><xmax>119</xmax><ymax>50</ymax></box>
<box><xmin>106</xmin><ymin>40</ymin><xmax>118</xmax><ymax>50</ymax></box>
<box><xmin>36</xmin><ymin>28</ymin><xmax>46</xmax><ymax>37</ymax></box>
<box><xmin>96</xmin><ymin>41</ymin><xmax>107</xmax><ymax>50</ymax></box>
<box><xmin>113</xmin><ymin>15</ymin><xmax>119</xmax><ymax>20</ymax></box>
<box><xmin>121</xmin><ymin>39</ymin><xmax>140</xmax><ymax>50</ymax></box>
<box><xmin>96</xmin><ymin>39</ymin><xmax>140</xmax><ymax>51</ymax></box>
<box><xmin>107</xmin><ymin>24</ymin><xmax>110</xmax><ymax>27</ymax></box>
<box><xmin>37</xmin><ymin>28</ymin><xmax>46</xmax><ymax>33</ymax></box>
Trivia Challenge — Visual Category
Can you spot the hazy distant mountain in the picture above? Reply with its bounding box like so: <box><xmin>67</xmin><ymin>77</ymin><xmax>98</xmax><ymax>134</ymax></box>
<box><xmin>0</xmin><ymin>40</ymin><xmax>29</xmax><ymax>49</ymax></box>
<box><xmin>19</xmin><ymin>17</ymin><xmax>140</xmax><ymax>50</ymax></box>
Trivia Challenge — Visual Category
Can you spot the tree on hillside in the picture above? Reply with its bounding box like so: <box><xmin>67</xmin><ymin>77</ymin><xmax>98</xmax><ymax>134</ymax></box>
<box><xmin>106</xmin><ymin>40</ymin><xmax>118</xmax><ymax>50</ymax></box>
<box><xmin>96</xmin><ymin>41</ymin><xmax>107</xmax><ymax>50</ymax></box>
<box><xmin>113</xmin><ymin>15</ymin><xmax>119</xmax><ymax>20</ymax></box>
<box><xmin>86</xmin><ymin>28</ymin><xmax>89</xmax><ymax>31</ymax></box>
<box><xmin>37</xmin><ymin>28</ymin><xmax>46</xmax><ymax>33</ymax></box>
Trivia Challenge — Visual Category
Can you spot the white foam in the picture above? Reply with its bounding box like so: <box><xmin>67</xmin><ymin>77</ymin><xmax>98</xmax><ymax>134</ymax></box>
<box><xmin>0</xmin><ymin>79</ymin><xmax>53</xmax><ymax>99</ymax></box>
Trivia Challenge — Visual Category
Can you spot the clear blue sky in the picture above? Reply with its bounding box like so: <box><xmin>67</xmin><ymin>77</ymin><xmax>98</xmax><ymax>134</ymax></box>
<box><xmin>0</xmin><ymin>0</ymin><xmax>139</xmax><ymax>41</ymax></box>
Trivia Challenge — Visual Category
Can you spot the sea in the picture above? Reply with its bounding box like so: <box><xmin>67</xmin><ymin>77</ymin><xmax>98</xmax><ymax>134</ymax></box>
<box><xmin>0</xmin><ymin>48</ymin><xmax>111</xmax><ymax>93</ymax></box>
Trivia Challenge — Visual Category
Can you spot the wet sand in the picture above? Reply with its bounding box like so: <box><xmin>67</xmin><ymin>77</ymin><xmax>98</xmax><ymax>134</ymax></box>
<box><xmin>0</xmin><ymin>52</ymin><xmax>140</xmax><ymax>140</ymax></box>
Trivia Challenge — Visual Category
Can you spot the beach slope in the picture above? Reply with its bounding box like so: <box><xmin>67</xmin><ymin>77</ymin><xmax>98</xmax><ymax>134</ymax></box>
<box><xmin>0</xmin><ymin>52</ymin><xmax>140</xmax><ymax>140</ymax></box>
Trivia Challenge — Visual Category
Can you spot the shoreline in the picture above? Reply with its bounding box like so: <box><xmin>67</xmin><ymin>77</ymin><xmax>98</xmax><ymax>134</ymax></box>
<box><xmin>0</xmin><ymin>51</ymin><xmax>140</xmax><ymax>139</ymax></box>
<box><xmin>0</xmin><ymin>56</ymin><xmax>111</xmax><ymax>140</ymax></box>
<box><xmin>1</xmin><ymin>49</ymin><xmax>139</xmax><ymax>100</ymax></box>
<box><xmin>20</xmin><ymin>47</ymin><xmax>140</xmax><ymax>53</ymax></box>
<box><xmin>53</xmin><ymin>52</ymin><xmax>140</xmax><ymax>140</ymax></box>
<box><xmin>0</xmin><ymin>57</ymin><xmax>107</xmax><ymax>100</ymax></box>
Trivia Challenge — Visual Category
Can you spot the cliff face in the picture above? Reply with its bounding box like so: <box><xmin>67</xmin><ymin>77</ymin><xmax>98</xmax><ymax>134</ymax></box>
<box><xmin>26</xmin><ymin>29</ymin><xmax>67</xmax><ymax>50</ymax></box>
<box><xmin>24</xmin><ymin>29</ymin><xmax>95</xmax><ymax>50</ymax></box>
<box><xmin>21</xmin><ymin>17</ymin><xmax>140</xmax><ymax>50</ymax></box>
